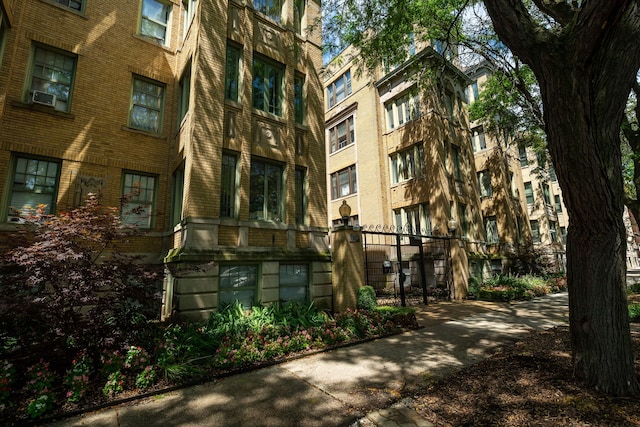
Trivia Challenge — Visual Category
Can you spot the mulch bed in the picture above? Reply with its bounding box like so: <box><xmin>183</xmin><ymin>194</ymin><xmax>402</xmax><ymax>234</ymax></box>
<box><xmin>412</xmin><ymin>325</ymin><xmax>640</xmax><ymax>426</ymax></box>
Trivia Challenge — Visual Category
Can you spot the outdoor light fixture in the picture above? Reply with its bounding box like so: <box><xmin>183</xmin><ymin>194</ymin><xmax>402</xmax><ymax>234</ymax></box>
<box><xmin>339</xmin><ymin>200</ymin><xmax>351</xmax><ymax>226</ymax></box>
<box><xmin>448</xmin><ymin>218</ymin><xmax>457</xmax><ymax>237</ymax></box>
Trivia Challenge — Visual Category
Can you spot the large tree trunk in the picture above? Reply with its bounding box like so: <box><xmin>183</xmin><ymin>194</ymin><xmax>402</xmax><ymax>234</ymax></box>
<box><xmin>484</xmin><ymin>1</ymin><xmax>640</xmax><ymax>395</ymax></box>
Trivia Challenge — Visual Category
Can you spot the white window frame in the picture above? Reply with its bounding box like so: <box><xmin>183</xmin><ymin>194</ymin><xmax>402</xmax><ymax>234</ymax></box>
<box><xmin>471</xmin><ymin>126</ymin><xmax>486</xmax><ymax>152</ymax></box>
<box><xmin>327</xmin><ymin>70</ymin><xmax>352</xmax><ymax>108</ymax></box>
<box><xmin>390</xmin><ymin>144</ymin><xmax>425</xmax><ymax>184</ymax></box>
<box><xmin>385</xmin><ymin>92</ymin><xmax>420</xmax><ymax>131</ymax></box>
<box><xmin>485</xmin><ymin>216</ymin><xmax>498</xmax><ymax>244</ymax></box>
<box><xmin>51</xmin><ymin>0</ymin><xmax>85</xmax><ymax>12</ymax></box>
<box><xmin>182</xmin><ymin>0</ymin><xmax>197</xmax><ymax>38</ymax></box>
<box><xmin>477</xmin><ymin>170</ymin><xmax>492</xmax><ymax>198</ymax></box>
<box><xmin>139</xmin><ymin>0</ymin><xmax>172</xmax><ymax>46</ymax></box>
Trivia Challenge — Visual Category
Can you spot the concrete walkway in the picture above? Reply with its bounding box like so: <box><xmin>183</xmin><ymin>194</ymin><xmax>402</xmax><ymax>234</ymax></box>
<box><xmin>50</xmin><ymin>293</ymin><xmax>569</xmax><ymax>427</ymax></box>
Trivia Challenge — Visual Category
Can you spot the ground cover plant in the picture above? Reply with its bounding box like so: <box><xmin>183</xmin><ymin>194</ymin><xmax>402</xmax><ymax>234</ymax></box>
<box><xmin>469</xmin><ymin>274</ymin><xmax>568</xmax><ymax>302</ymax></box>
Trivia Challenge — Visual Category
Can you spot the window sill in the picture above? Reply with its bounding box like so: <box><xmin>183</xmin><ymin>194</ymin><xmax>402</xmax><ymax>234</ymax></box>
<box><xmin>132</xmin><ymin>34</ymin><xmax>172</xmax><ymax>52</ymax></box>
<box><xmin>251</xmin><ymin>108</ymin><xmax>285</xmax><ymax>124</ymax></box>
<box><xmin>11</xmin><ymin>100</ymin><xmax>75</xmax><ymax>118</ymax></box>
<box><xmin>121</xmin><ymin>126</ymin><xmax>167</xmax><ymax>140</ymax></box>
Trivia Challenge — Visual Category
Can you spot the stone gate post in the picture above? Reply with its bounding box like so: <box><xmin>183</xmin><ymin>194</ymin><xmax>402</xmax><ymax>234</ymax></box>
<box><xmin>332</xmin><ymin>225</ymin><xmax>365</xmax><ymax>312</ymax></box>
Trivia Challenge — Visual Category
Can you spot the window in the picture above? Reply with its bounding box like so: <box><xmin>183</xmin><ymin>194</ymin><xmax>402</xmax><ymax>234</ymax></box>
<box><xmin>444</xmin><ymin>93</ymin><xmax>454</xmax><ymax>118</ymax></box>
<box><xmin>249</xmin><ymin>158</ymin><xmax>284</xmax><ymax>221</ymax></box>
<box><xmin>331</xmin><ymin>165</ymin><xmax>357</xmax><ymax>199</ymax></box>
<box><xmin>171</xmin><ymin>164</ymin><xmax>184</xmax><ymax>227</ymax></box>
<box><xmin>530</xmin><ymin>220</ymin><xmax>540</xmax><ymax>243</ymax></box>
<box><xmin>561</xmin><ymin>226</ymin><xmax>567</xmax><ymax>244</ymax></box>
<box><xmin>295</xmin><ymin>167</ymin><xmax>306</xmax><ymax>225</ymax></box>
<box><xmin>327</xmin><ymin>70</ymin><xmax>352</xmax><ymax>108</ymax></box>
<box><xmin>555</xmin><ymin>194</ymin><xmax>562</xmax><ymax>213</ymax></box>
<box><xmin>294</xmin><ymin>0</ymin><xmax>305</xmax><ymax>34</ymax></box>
<box><xmin>140</xmin><ymin>0</ymin><xmax>172</xmax><ymax>45</ymax></box>
<box><xmin>294</xmin><ymin>74</ymin><xmax>305</xmax><ymax>125</ymax></box>
<box><xmin>390</xmin><ymin>144</ymin><xmax>425</xmax><ymax>184</ymax></box>
<box><xmin>485</xmin><ymin>216</ymin><xmax>498</xmax><ymax>244</ymax></box>
<box><xmin>178</xmin><ymin>63</ymin><xmax>191</xmax><ymax>123</ymax></box>
<box><xmin>395</xmin><ymin>204</ymin><xmax>431</xmax><ymax>235</ymax></box>
<box><xmin>549</xmin><ymin>166</ymin><xmax>557</xmax><ymax>181</ymax></box>
<box><xmin>519</xmin><ymin>146</ymin><xmax>528</xmax><ymax>167</ymax></box>
<box><xmin>542</xmin><ymin>184</ymin><xmax>551</xmax><ymax>205</ymax></box>
<box><xmin>451</xmin><ymin>144</ymin><xmax>463</xmax><ymax>181</ymax></box>
<box><xmin>182</xmin><ymin>0</ymin><xmax>197</xmax><ymax>37</ymax></box>
<box><xmin>122</xmin><ymin>172</ymin><xmax>156</xmax><ymax>228</ymax></box>
<box><xmin>458</xmin><ymin>203</ymin><xmax>469</xmax><ymax>238</ymax></box>
<box><xmin>253</xmin><ymin>0</ymin><xmax>283</xmax><ymax>22</ymax></box>
<box><xmin>130</xmin><ymin>76</ymin><xmax>165</xmax><ymax>133</ymax></box>
<box><xmin>0</xmin><ymin>11</ymin><xmax>7</xmax><ymax>68</ymax></box>
<box><xmin>328</xmin><ymin>116</ymin><xmax>355</xmax><ymax>153</ymax></box>
<box><xmin>471</xmin><ymin>126</ymin><xmax>486</xmax><ymax>153</ymax></box>
<box><xmin>225</xmin><ymin>44</ymin><xmax>241</xmax><ymax>102</ymax></box>
<box><xmin>477</xmin><ymin>170</ymin><xmax>492</xmax><ymax>197</ymax></box>
<box><xmin>219</xmin><ymin>265</ymin><xmax>258</xmax><ymax>308</ymax></box>
<box><xmin>28</xmin><ymin>45</ymin><xmax>77</xmax><ymax>112</ymax></box>
<box><xmin>252</xmin><ymin>56</ymin><xmax>284</xmax><ymax>116</ymax></box>
<box><xmin>524</xmin><ymin>182</ymin><xmax>534</xmax><ymax>204</ymax></box>
<box><xmin>471</xmin><ymin>82</ymin><xmax>479</xmax><ymax>102</ymax></box>
<box><xmin>53</xmin><ymin>0</ymin><xmax>84</xmax><ymax>11</ymax></box>
<box><xmin>549</xmin><ymin>220</ymin><xmax>558</xmax><ymax>243</ymax></box>
<box><xmin>7</xmin><ymin>156</ymin><xmax>60</xmax><ymax>221</ymax></box>
<box><xmin>221</xmin><ymin>153</ymin><xmax>238</xmax><ymax>218</ymax></box>
<box><xmin>385</xmin><ymin>92</ymin><xmax>420</xmax><ymax>130</ymax></box>
<box><xmin>280</xmin><ymin>264</ymin><xmax>308</xmax><ymax>304</ymax></box>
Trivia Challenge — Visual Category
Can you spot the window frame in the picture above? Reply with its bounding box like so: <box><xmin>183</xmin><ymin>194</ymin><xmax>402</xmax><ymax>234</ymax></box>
<box><xmin>253</xmin><ymin>0</ymin><xmax>283</xmax><ymax>22</ymax></box>
<box><xmin>178</xmin><ymin>62</ymin><xmax>192</xmax><ymax>124</ymax></box>
<box><xmin>450</xmin><ymin>144</ymin><xmax>463</xmax><ymax>181</ymax></box>
<box><xmin>519</xmin><ymin>146</ymin><xmax>528</xmax><ymax>167</ymax></box>
<box><xmin>182</xmin><ymin>0</ymin><xmax>197</xmax><ymax>38</ymax></box>
<box><xmin>394</xmin><ymin>203</ymin><xmax>431</xmax><ymax>235</ymax></box>
<box><xmin>327</xmin><ymin>70</ymin><xmax>352</xmax><ymax>109</ymax></box>
<box><xmin>279</xmin><ymin>264</ymin><xmax>309</xmax><ymax>305</ymax></box>
<box><xmin>485</xmin><ymin>216</ymin><xmax>499</xmax><ymax>244</ymax></box>
<box><xmin>139</xmin><ymin>0</ymin><xmax>173</xmax><ymax>46</ymax></box>
<box><xmin>295</xmin><ymin>166</ymin><xmax>306</xmax><ymax>225</ymax></box>
<box><xmin>27</xmin><ymin>44</ymin><xmax>77</xmax><ymax>112</ymax></box>
<box><xmin>252</xmin><ymin>55</ymin><xmax>284</xmax><ymax>116</ymax></box>
<box><xmin>530</xmin><ymin>219</ymin><xmax>540</xmax><ymax>243</ymax></box>
<box><xmin>524</xmin><ymin>181</ymin><xmax>534</xmax><ymax>205</ymax></box>
<box><xmin>555</xmin><ymin>194</ymin><xmax>562</xmax><ymax>213</ymax></box>
<box><xmin>171</xmin><ymin>163</ymin><xmax>185</xmax><ymax>227</ymax></box>
<box><xmin>7</xmin><ymin>155</ymin><xmax>61</xmax><ymax>222</ymax></box>
<box><xmin>50</xmin><ymin>0</ymin><xmax>85</xmax><ymax>12</ymax></box>
<box><xmin>328</xmin><ymin>116</ymin><xmax>355</xmax><ymax>153</ymax></box>
<box><xmin>385</xmin><ymin>92</ymin><xmax>420</xmax><ymax>131</ymax></box>
<box><xmin>129</xmin><ymin>75</ymin><xmax>165</xmax><ymax>134</ymax></box>
<box><xmin>390</xmin><ymin>144</ymin><xmax>425</xmax><ymax>184</ymax></box>
<box><xmin>549</xmin><ymin>220</ymin><xmax>559</xmax><ymax>243</ymax></box>
<box><xmin>294</xmin><ymin>73</ymin><xmax>305</xmax><ymax>125</ymax></box>
<box><xmin>121</xmin><ymin>171</ymin><xmax>157</xmax><ymax>229</ymax></box>
<box><xmin>471</xmin><ymin>126</ymin><xmax>486</xmax><ymax>153</ymax></box>
<box><xmin>220</xmin><ymin>152</ymin><xmax>238</xmax><ymax>218</ymax></box>
<box><xmin>477</xmin><ymin>170</ymin><xmax>492</xmax><ymax>198</ymax></box>
<box><xmin>225</xmin><ymin>43</ymin><xmax>242</xmax><ymax>102</ymax></box>
<box><xmin>330</xmin><ymin>165</ymin><xmax>357</xmax><ymax>200</ymax></box>
<box><xmin>219</xmin><ymin>264</ymin><xmax>259</xmax><ymax>308</ymax></box>
<box><xmin>249</xmin><ymin>157</ymin><xmax>284</xmax><ymax>222</ymax></box>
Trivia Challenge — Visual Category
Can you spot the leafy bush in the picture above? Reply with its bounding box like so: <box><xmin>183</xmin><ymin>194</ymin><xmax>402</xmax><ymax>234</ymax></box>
<box><xmin>0</xmin><ymin>195</ymin><xmax>162</xmax><ymax>362</ymax></box>
<box><xmin>629</xmin><ymin>304</ymin><xmax>640</xmax><ymax>322</ymax></box>
<box><xmin>472</xmin><ymin>274</ymin><xmax>566</xmax><ymax>302</ymax></box>
<box><xmin>357</xmin><ymin>286</ymin><xmax>377</xmax><ymax>310</ymax></box>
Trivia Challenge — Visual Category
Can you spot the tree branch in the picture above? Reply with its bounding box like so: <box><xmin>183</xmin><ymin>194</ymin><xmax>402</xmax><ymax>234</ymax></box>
<box><xmin>531</xmin><ymin>0</ymin><xmax>576</xmax><ymax>26</ymax></box>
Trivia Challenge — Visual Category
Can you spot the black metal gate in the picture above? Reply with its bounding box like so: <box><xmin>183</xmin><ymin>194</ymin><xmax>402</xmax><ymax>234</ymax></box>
<box><xmin>361</xmin><ymin>227</ymin><xmax>454</xmax><ymax>307</ymax></box>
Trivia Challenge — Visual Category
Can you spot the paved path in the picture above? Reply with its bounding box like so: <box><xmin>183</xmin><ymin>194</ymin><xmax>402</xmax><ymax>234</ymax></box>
<box><xmin>50</xmin><ymin>293</ymin><xmax>569</xmax><ymax>427</ymax></box>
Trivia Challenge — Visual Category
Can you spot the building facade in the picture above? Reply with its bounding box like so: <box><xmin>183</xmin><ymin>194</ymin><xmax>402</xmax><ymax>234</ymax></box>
<box><xmin>323</xmin><ymin>45</ymin><xmax>484</xmax><ymax>297</ymax></box>
<box><xmin>0</xmin><ymin>0</ymin><xmax>330</xmax><ymax>320</ymax></box>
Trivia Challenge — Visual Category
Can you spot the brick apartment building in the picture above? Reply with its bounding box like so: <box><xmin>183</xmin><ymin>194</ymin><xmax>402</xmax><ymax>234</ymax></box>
<box><xmin>0</xmin><ymin>0</ymin><xmax>331</xmax><ymax>320</ymax></box>
<box><xmin>323</xmin><ymin>43</ymin><xmax>485</xmax><ymax>297</ymax></box>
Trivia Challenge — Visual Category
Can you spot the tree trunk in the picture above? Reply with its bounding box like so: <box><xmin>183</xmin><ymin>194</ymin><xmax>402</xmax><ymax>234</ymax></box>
<box><xmin>483</xmin><ymin>0</ymin><xmax>640</xmax><ymax>396</ymax></box>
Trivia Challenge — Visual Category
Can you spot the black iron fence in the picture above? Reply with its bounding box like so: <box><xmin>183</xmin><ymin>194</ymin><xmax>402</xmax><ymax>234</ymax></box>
<box><xmin>361</xmin><ymin>225</ymin><xmax>454</xmax><ymax>307</ymax></box>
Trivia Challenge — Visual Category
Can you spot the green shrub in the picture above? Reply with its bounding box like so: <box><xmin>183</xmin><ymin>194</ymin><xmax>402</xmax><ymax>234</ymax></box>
<box><xmin>357</xmin><ymin>286</ymin><xmax>378</xmax><ymax>310</ymax></box>
<box><xmin>628</xmin><ymin>282</ymin><xmax>640</xmax><ymax>294</ymax></box>
<box><xmin>629</xmin><ymin>303</ymin><xmax>640</xmax><ymax>322</ymax></box>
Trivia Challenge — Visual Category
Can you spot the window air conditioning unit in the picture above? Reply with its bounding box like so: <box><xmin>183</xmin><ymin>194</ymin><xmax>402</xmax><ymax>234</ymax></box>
<box><xmin>32</xmin><ymin>91</ymin><xmax>56</xmax><ymax>107</ymax></box>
